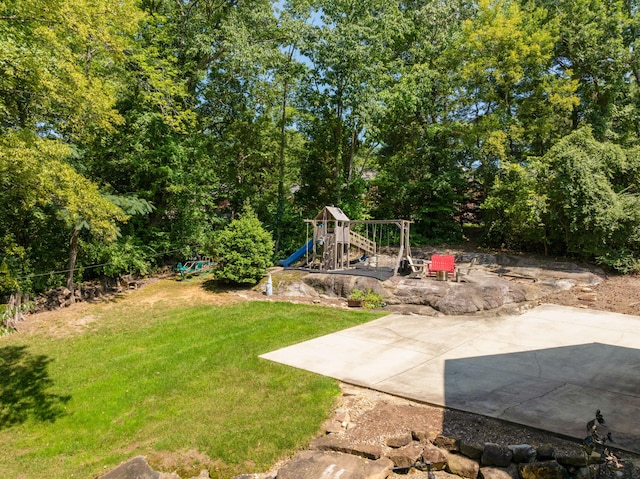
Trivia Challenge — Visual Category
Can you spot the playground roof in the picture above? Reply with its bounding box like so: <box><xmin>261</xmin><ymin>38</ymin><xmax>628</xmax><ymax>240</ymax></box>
<box><xmin>315</xmin><ymin>206</ymin><xmax>350</xmax><ymax>222</ymax></box>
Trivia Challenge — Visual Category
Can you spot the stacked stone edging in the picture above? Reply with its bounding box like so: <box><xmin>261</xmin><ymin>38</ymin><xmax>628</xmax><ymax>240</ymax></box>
<box><xmin>30</xmin><ymin>272</ymin><xmax>164</xmax><ymax>313</ymax></box>
<box><xmin>296</xmin><ymin>431</ymin><xmax>603</xmax><ymax>479</ymax></box>
<box><xmin>102</xmin><ymin>436</ymin><xmax>616</xmax><ymax>479</ymax></box>
<box><xmin>232</xmin><ymin>432</ymin><xmax>610</xmax><ymax>479</ymax></box>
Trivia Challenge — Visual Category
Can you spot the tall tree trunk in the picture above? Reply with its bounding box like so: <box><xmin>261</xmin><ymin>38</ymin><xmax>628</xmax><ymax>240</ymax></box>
<box><xmin>66</xmin><ymin>228</ymin><xmax>79</xmax><ymax>302</ymax></box>
<box><xmin>334</xmin><ymin>96</ymin><xmax>344</xmax><ymax>205</ymax></box>
<box><xmin>347</xmin><ymin>125</ymin><xmax>357</xmax><ymax>183</ymax></box>
<box><xmin>275</xmin><ymin>78</ymin><xmax>288</xmax><ymax>253</ymax></box>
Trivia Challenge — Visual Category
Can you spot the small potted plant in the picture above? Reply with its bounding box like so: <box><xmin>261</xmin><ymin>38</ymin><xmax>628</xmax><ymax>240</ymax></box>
<box><xmin>348</xmin><ymin>288</ymin><xmax>385</xmax><ymax>309</ymax></box>
<box><xmin>347</xmin><ymin>289</ymin><xmax>365</xmax><ymax>307</ymax></box>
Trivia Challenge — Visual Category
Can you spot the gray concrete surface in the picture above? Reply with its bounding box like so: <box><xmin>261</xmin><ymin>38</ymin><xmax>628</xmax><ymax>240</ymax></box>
<box><xmin>260</xmin><ymin>304</ymin><xmax>640</xmax><ymax>453</ymax></box>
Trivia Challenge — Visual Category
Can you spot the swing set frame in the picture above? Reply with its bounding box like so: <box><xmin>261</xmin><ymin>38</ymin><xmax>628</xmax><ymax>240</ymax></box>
<box><xmin>302</xmin><ymin>206</ymin><xmax>413</xmax><ymax>276</ymax></box>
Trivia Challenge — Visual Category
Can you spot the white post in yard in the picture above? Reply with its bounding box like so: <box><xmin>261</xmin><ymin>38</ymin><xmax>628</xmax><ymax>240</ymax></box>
<box><xmin>265</xmin><ymin>273</ymin><xmax>273</xmax><ymax>296</ymax></box>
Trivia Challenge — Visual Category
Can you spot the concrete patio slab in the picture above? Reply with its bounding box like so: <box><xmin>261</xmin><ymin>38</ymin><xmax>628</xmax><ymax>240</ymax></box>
<box><xmin>260</xmin><ymin>304</ymin><xmax>640</xmax><ymax>453</ymax></box>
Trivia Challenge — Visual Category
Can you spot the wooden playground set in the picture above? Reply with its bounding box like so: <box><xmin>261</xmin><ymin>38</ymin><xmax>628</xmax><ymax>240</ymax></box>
<box><xmin>279</xmin><ymin>206</ymin><xmax>457</xmax><ymax>280</ymax></box>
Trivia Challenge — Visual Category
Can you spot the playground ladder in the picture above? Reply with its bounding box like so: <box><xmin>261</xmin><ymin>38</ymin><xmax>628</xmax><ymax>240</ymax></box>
<box><xmin>349</xmin><ymin>231</ymin><xmax>377</xmax><ymax>256</ymax></box>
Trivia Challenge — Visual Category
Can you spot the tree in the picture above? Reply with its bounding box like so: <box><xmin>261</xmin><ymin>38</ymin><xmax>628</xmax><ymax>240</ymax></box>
<box><xmin>0</xmin><ymin>131</ymin><xmax>128</xmax><ymax>294</ymax></box>
<box><xmin>0</xmin><ymin>0</ymin><xmax>143</xmax><ymax>139</ymax></box>
<box><xmin>293</xmin><ymin>0</ymin><xmax>407</xmax><ymax>217</ymax></box>
<box><xmin>541</xmin><ymin>128</ymin><xmax>640</xmax><ymax>266</ymax></box>
<box><xmin>371</xmin><ymin>0</ymin><xmax>470</xmax><ymax>241</ymax></box>
<box><xmin>535</xmin><ymin>0</ymin><xmax>640</xmax><ymax>144</ymax></box>
<box><xmin>451</xmin><ymin>0</ymin><xmax>577</xmax><ymax>189</ymax></box>
<box><xmin>481</xmin><ymin>162</ymin><xmax>548</xmax><ymax>252</ymax></box>
<box><xmin>0</xmin><ymin>0</ymin><xmax>157</xmax><ymax>294</ymax></box>
<box><xmin>483</xmin><ymin>128</ymin><xmax>640</xmax><ymax>271</ymax></box>
<box><xmin>208</xmin><ymin>204</ymin><xmax>274</xmax><ymax>285</ymax></box>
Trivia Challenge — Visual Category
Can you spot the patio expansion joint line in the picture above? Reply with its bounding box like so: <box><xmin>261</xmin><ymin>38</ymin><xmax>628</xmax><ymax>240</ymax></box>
<box><xmin>369</xmin><ymin>329</ymin><xmax>496</xmax><ymax>387</ymax></box>
<box><xmin>379</xmin><ymin>326</ymin><xmax>436</xmax><ymax>347</ymax></box>
<box><xmin>334</xmin><ymin>326</ymin><xmax>437</xmax><ymax>351</ymax></box>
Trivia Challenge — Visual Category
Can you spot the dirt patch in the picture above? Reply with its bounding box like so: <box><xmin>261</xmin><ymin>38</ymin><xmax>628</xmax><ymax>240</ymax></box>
<box><xmin>147</xmin><ymin>448</ymin><xmax>219</xmax><ymax>478</ymax></box>
<box><xmin>13</xmin><ymin>276</ymin><xmax>244</xmax><ymax>338</ymax></box>
<box><xmin>333</xmin><ymin>384</ymin><xmax>578</xmax><ymax>453</ymax></box>
<box><xmin>543</xmin><ymin>274</ymin><xmax>640</xmax><ymax>315</ymax></box>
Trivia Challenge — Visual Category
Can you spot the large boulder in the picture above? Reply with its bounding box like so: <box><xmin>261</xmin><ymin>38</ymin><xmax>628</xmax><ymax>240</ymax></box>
<box><xmin>283</xmin><ymin>251</ymin><xmax>603</xmax><ymax>315</ymax></box>
<box><xmin>386</xmin><ymin>433</ymin><xmax>413</xmax><ymax>448</ymax></box>
<box><xmin>386</xmin><ymin>443</ymin><xmax>425</xmax><ymax>470</ymax></box>
<box><xmin>459</xmin><ymin>441</ymin><xmax>484</xmax><ymax>460</ymax></box>
<box><xmin>434</xmin><ymin>279</ymin><xmax>527</xmax><ymax>314</ymax></box>
<box><xmin>382</xmin><ymin>275</ymin><xmax>528</xmax><ymax>315</ymax></box>
<box><xmin>99</xmin><ymin>456</ymin><xmax>180</xmax><ymax>479</ymax></box>
<box><xmin>303</xmin><ymin>274</ymin><xmax>386</xmax><ymax>299</ymax></box>
<box><xmin>422</xmin><ymin>443</ymin><xmax>449</xmax><ymax>470</ymax></box>
<box><xmin>509</xmin><ymin>444</ymin><xmax>537</xmax><ymax>464</ymax></box>
<box><xmin>446</xmin><ymin>453</ymin><xmax>480</xmax><ymax>479</ymax></box>
<box><xmin>481</xmin><ymin>443</ymin><xmax>513</xmax><ymax>468</ymax></box>
<box><xmin>276</xmin><ymin>450</ymin><xmax>393</xmax><ymax>479</ymax></box>
<box><xmin>383</xmin><ymin>277</ymin><xmax>448</xmax><ymax>306</ymax></box>
<box><xmin>480</xmin><ymin>465</ymin><xmax>519</xmax><ymax>479</ymax></box>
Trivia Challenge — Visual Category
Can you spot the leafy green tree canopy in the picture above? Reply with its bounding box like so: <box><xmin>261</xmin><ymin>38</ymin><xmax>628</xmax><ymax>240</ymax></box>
<box><xmin>0</xmin><ymin>0</ymin><xmax>143</xmax><ymax>139</ymax></box>
<box><xmin>483</xmin><ymin>128</ymin><xmax>640</xmax><ymax>272</ymax></box>
<box><xmin>0</xmin><ymin>131</ymin><xmax>129</xmax><ymax>290</ymax></box>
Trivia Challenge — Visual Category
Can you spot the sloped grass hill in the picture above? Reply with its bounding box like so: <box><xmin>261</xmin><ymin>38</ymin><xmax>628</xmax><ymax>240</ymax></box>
<box><xmin>0</xmin><ymin>280</ymin><xmax>382</xmax><ymax>478</ymax></box>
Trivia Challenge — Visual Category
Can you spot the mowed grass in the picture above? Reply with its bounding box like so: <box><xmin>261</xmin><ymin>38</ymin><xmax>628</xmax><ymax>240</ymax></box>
<box><xmin>0</xmin><ymin>280</ymin><xmax>382</xmax><ymax>478</ymax></box>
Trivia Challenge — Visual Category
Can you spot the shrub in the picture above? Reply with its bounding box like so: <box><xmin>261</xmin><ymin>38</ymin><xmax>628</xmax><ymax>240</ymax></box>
<box><xmin>85</xmin><ymin>236</ymin><xmax>154</xmax><ymax>278</ymax></box>
<box><xmin>209</xmin><ymin>204</ymin><xmax>274</xmax><ymax>285</ymax></box>
<box><xmin>596</xmin><ymin>249</ymin><xmax>640</xmax><ymax>274</ymax></box>
<box><xmin>349</xmin><ymin>288</ymin><xmax>386</xmax><ymax>309</ymax></box>
<box><xmin>0</xmin><ymin>260</ymin><xmax>19</xmax><ymax>302</ymax></box>
<box><xmin>482</xmin><ymin>128</ymin><xmax>640</xmax><ymax>269</ymax></box>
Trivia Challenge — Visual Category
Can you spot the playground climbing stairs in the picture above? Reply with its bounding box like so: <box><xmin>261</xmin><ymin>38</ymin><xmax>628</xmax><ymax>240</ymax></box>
<box><xmin>349</xmin><ymin>231</ymin><xmax>377</xmax><ymax>256</ymax></box>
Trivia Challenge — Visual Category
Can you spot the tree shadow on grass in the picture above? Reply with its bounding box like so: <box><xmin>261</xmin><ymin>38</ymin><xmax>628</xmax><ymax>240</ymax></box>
<box><xmin>202</xmin><ymin>279</ymin><xmax>252</xmax><ymax>294</ymax></box>
<box><xmin>0</xmin><ymin>345</ymin><xmax>71</xmax><ymax>430</ymax></box>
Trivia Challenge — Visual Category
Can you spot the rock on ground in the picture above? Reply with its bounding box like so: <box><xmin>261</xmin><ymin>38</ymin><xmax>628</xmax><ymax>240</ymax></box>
<box><xmin>275</xmin><ymin>450</ymin><xmax>393</xmax><ymax>479</ymax></box>
<box><xmin>98</xmin><ymin>456</ymin><xmax>183</xmax><ymax>479</ymax></box>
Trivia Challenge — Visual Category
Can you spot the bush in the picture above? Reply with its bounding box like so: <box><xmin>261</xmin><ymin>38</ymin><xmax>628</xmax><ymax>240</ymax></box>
<box><xmin>596</xmin><ymin>249</ymin><xmax>640</xmax><ymax>274</ymax></box>
<box><xmin>482</xmin><ymin>128</ymin><xmax>640</xmax><ymax>270</ymax></box>
<box><xmin>349</xmin><ymin>288</ymin><xmax>386</xmax><ymax>309</ymax></box>
<box><xmin>85</xmin><ymin>237</ymin><xmax>154</xmax><ymax>278</ymax></box>
<box><xmin>209</xmin><ymin>204</ymin><xmax>274</xmax><ymax>285</ymax></box>
<box><xmin>0</xmin><ymin>260</ymin><xmax>19</xmax><ymax>302</ymax></box>
<box><xmin>481</xmin><ymin>162</ymin><xmax>547</xmax><ymax>252</ymax></box>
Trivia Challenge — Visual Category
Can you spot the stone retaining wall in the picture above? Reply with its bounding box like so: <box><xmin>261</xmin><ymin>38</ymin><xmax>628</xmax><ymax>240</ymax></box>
<box><xmin>101</xmin><ymin>430</ymin><xmax>622</xmax><ymax>479</ymax></box>
<box><xmin>229</xmin><ymin>431</ymin><xmax>614</xmax><ymax>479</ymax></box>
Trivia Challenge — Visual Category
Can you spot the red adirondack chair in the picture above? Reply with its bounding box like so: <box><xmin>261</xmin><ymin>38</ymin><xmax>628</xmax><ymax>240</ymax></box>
<box><xmin>427</xmin><ymin>254</ymin><xmax>457</xmax><ymax>279</ymax></box>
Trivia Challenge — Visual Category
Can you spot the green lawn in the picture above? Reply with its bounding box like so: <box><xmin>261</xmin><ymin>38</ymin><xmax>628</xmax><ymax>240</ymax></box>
<box><xmin>0</xmin><ymin>280</ymin><xmax>382</xmax><ymax>478</ymax></box>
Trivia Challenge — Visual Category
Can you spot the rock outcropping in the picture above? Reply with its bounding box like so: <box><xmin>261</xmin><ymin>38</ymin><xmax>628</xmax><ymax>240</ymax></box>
<box><xmin>272</xmin><ymin>252</ymin><xmax>603</xmax><ymax>315</ymax></box>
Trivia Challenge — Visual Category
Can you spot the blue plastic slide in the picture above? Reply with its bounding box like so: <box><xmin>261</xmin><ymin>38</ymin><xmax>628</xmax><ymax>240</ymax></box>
<box><xmin>278</xmin><ymin>239</ymin><xmax>313</xmax><ymax>268</ymax></box>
